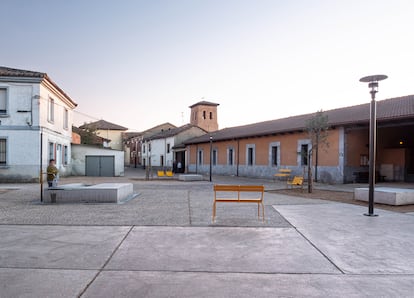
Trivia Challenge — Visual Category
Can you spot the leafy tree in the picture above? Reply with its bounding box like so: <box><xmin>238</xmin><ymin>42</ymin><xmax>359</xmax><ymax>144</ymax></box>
<box><xmin>305</xmin><ymin>110</ymin><xmax>330</xmax><ymax>193</ymax></box>
<box><xmin>78</xmin><ymin>123</ymin><xmax>99</xmax><ymax>145</ymax></box>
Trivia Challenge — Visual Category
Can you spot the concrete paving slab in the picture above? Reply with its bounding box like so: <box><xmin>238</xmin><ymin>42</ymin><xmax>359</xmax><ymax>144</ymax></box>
<box><xmin>275</xmin><ymin>203</ymin><xmax>414</xmax><ymax>274</ymax></box>
<box><xmin>0</xmin><ymin>225</ymin><xmax>130</xmax><ymax>269</ymax></box>
<box><xmin>0</xmin><ymin>268</ymin><xmax>96</xmax><ymax>298</ymax></box>
<box><xmin>191</xmin><ymin>204</ymin><xmax>293</xmax><ymax>227</ymax></box>
<box><xmin>106</xmin><ymin>226</ymin><xmax>340</xmax><ymax>273</ymax></box>
<box><xmin>84</xmin><ymin>271</ymin><xmax>414</xmax><ymax>298</ymax></box>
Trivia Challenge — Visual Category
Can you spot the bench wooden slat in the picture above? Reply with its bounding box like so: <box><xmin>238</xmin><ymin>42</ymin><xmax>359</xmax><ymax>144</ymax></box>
<box><xmin>213</xmin><ymin>184</ymin><xmax>265</xmax><ymax>222</ymax></box>
<box><xmin>214</xmin><ymin>185</ymin><xmax>239</xmax><ymax>192</ymax></box>
<box><xmin>239</xmin><ymin>185</ymin><xmax>265</xmax><ymax>192</ymax></box>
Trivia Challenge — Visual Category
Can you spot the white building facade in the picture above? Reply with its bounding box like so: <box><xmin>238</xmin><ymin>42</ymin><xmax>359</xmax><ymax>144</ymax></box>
<box><xmin>0</xmin><ymin>66</ymin><xmax>77</xmax><ymax>182</ymax></box>
<box><xmin>141</xmin><ymin>124</ymin><xmax>207</xmax><ymax>171</ymax></box>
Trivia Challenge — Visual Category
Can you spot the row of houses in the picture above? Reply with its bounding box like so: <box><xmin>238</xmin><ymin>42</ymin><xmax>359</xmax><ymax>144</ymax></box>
<box><xmin>184</xmin><ymin>96</ymin><xmax>414</xmax><ymax>183</ymax></box>
<box><xmin>127</xmin><ymin>96</ymin><xmax>414</xmax><ymax>184</ymax></box>
<box><xmin>2</xmin><ymin>65</ymin><xmax>414</xmax><ymax>184</ymax></box>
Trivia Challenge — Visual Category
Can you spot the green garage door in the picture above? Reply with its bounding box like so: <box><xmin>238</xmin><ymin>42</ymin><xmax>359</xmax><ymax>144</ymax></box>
<box><xmin>85</xmin><ymin>156</ymin><xmax>115</xmax><ymax>177</ymax></box>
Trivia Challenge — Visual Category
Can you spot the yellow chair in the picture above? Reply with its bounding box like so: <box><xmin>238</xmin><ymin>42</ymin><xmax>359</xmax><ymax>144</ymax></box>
<box><xmin>157</xmin><ymin>171</ymin><xmax>165</xmax><ymax>177</ymax></box>
<box><xmin>166</xmin><ymin>170</ymin><xmax>174</xmax><ymax>177</ymax></box>
<box><xmin>287</xmin><ymin>176</ymin><xmax>304</xmax><ymax>190</ymax></box>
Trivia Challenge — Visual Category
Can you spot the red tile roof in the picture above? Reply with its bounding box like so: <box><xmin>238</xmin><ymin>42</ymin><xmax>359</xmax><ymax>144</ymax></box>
<box><xmin>80</xmin><ymin>119</ymin><xmax>128</xmax><ymax>131</ymax></box>
<box><xmin>185</xmin><ymin>95</ymin><xmax>414</xmax><ymax>144</ymax></box>
<box><xmin>0</xmin><ymin>66</ymin><xmax>77</xmax><ymax>107</ymax></box>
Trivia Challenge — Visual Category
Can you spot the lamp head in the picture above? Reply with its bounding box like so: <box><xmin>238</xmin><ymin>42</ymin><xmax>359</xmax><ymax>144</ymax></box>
<box><xmin>360</xmin><ymin>74</ymin><xmax>387</xmax><ymax>98</ymax></box>
<box><xmin>359</xmin><ymin>74</ymin><xmax>388</xmax><ymax>83</ymax></box>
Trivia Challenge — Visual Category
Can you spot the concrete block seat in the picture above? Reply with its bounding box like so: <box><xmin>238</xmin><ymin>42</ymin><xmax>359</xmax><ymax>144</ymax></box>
<box><xmin>43</xmin><ymin>183</ymin><xmax>134</xmax><ymax>204</ymax></box>
<box><xmin>354</xmin><ymin>187</ymin><xmax>414</xmax><ymax>206</ymax></box>
<box><xmin>178</xmin><ymin>174</ymin><xmax>204</xmax><ymax>181</ymax></box>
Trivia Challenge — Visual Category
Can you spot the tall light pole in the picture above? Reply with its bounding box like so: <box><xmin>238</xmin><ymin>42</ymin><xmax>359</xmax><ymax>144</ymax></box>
<box><xmin>209</xmin><ymin>135</ymin><xmax>213</xmax><ymax>182</ymax></box>
<box><xmin>359</xmin><ymin>74</ymin><xmax>387</xmax><ymax>216</ymax></box>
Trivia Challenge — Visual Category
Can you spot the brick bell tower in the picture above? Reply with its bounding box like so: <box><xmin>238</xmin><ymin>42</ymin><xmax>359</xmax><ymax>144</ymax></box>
<box><xmin>189</xmin><ymin>101</ymin><xmax>219</xmax><ymax>132</ymax></box>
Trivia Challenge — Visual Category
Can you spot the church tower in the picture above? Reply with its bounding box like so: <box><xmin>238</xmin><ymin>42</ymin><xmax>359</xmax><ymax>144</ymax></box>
<box><xmin>189</xmin><ymin>101</ymin><xmax>219</xmax><ymax>132</ymax></box>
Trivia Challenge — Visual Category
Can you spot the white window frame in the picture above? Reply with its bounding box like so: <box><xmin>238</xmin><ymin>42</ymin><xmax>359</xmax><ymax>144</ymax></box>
<box><xmin>63</xmin><ymin>108</ymin><xmax>68</xmax><ymax>129</ymax></box>
<box><xmin>198</xmin><ymin>149</ymin><xmax>204</xmax><ymax>165</ymax></box>
<box><xmin>48</xmin><ymin>97</ymin><xmax>55</xmax><ymax>123</ymax></box>
<box><xmin>63</xmin><ymin>145</ymin><xmax>68</xmax><ymax>165</ymax></box>
<box><xmin>0</xmin><ymin>87</ymin><xmax>9</xmax><ymax>116</ymax></box>
<box><xmin>0</xmin><ymin>138</ymin><xmax>7</xmax><ymax>165</ymax></box>
<box><xmin>269</xmin><ymin>141</ymin><xmax>280</xmax><ymax>167</ymax></box>
<box><xmin>297</xmin><ymin>139</ymin><xmax>311</xmax><ymax>166</ymax></box>
<box><xmin>227</xmin><ymin>147</ymin><xmax>234</xmax><ymax>166</ymax></box>
<box><xmin>246</xmin><ymin>144</ymin><xmax>255</xmax><ymax>166</ymax></box>
<box><xmin>49</xmin><ymin>142</ymin><xmax>55</xmax><ymax>161</ymax></box>
<box><xmin>212</xmin><ymin>148</ymin><xmax>218</xmax><ymax>166</ymax></box>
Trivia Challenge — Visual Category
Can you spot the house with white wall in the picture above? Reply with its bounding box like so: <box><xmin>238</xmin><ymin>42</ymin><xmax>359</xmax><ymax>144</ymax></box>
<box><xmin>0</xmin><ymin>66</ymin><xmax>77</xmax><ymax>182</ymax></box>
<box><xmin>142</xmin><ymin>124</ymin><xmax>207</xmax><ymax>171</ymax></box>
<box><xmin>124</xmin><ymin>122</ymin><xmax>177</xmax><ymax>167</ymax></box>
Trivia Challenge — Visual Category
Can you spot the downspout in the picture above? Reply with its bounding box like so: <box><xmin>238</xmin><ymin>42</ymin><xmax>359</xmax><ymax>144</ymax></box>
<box><xmin>40</xmin><ymin>130</ymin><xmax>43</xmax><ymax>202</ymax></box>
<box><xmin>196</xmin><ymin>145</ymin><xmax>198</xmax><ymax>173</ymax></box>
<box><xmin>236</xmin><ymin>139</ymin><xmax>240</xmax><ymax>176</ymax></box>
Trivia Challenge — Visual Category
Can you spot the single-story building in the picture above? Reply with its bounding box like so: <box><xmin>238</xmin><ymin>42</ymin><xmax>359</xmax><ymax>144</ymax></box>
<box><xmin>184</xmin><ymin>95</ymin><xmax>414</xmax><ymax>183</ymax></box>
<box><xmin>71</xmin><ymin>144</ymin><xmax>124</xmax><ymax>177</ymax></box>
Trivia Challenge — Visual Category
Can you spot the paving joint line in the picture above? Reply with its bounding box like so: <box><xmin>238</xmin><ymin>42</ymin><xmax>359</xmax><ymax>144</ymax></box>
<box><xmin>78</xmin><ymin>225</ymin><xmax>134</xmax><ymax>297</ymax></box>
<box><xmin>277</xmin><ymin>212</ymin><xmax>345</xmax><ymax>274</ymax></box>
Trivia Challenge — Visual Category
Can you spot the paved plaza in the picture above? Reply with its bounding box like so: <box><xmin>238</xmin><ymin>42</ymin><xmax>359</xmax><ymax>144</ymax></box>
<box><xmin>1</xmin><ymin>168</ymin><xmax>414</xmax><ymax>297</ymax></box>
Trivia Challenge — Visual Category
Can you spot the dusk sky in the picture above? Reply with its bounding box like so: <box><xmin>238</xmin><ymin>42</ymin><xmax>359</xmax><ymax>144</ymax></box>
<box><xmin>1</xmin><ymin>0</ymin><xmax>413</xmax><ymax>132</ymax></box>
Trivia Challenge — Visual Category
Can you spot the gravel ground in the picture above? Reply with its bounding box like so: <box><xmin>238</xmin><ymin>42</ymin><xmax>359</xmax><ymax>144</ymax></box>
<box><xmin>271</xmin><ymin>188</ymin><xmax>414</xmax><ymax>213</ymax></box>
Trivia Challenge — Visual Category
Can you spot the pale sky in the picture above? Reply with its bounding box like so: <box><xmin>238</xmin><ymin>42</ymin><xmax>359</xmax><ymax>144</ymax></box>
<box><xmin>1</xmin><ymin>0</ymin><xmax>413</xmax><ymax>131</ymax></box>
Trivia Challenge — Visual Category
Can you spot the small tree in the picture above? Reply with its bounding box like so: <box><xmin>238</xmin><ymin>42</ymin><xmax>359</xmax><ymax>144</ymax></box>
<box><xmin>305</xmin><ymin>110</ymin><xmax>330</xmax><ymax>193</ymax></box>
<box><xmin>79</xmin><ymin>123</ymin><xmax>99</xmax><ymax>145</ymax></box>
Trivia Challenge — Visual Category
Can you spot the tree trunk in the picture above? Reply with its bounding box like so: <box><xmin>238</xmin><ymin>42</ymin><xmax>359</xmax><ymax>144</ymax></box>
<box><xmin>308</xmin><ymin>151</ymin><xmax>313</xmax><ymax>193</ymax></box>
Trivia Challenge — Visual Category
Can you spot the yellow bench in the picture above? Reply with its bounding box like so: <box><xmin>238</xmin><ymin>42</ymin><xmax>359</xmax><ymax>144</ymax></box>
<box><xmin>158</xmin><ymin>170</ymin><xmax>174</xmax><ymax>178</ymax></box>
<box><xmin>213</xmin><ymin>184</ymin><xmax>265</xmax><ymax>222</ymax></box>
<box><xmin>287</xmin><ymin>176</ymin><xmax>304</xmax><ymax>190</ymax></box>
<box><xmin>274</xmin><ymin>168</ymin><xmax>292</xmax><ymax>181</ymax></box>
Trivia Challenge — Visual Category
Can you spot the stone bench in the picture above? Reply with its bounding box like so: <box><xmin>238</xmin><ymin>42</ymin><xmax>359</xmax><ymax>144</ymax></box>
<box><xmin>43</xmin><ymin>183</ymin><xmax>134</xmax><ymax>204</ymax></box>
<box><xmin>178</xmin><ymin>174</ymin><xmax>204</xmax><ymax>181</ymax></box>
<box><xmin>354</xmin><ymin>187</ymin><xmax>414</xmax><ymax>206</ymax></box>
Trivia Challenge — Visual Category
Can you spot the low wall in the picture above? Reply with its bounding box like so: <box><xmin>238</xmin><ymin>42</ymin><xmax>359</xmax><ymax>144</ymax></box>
<box><xmin>43</xmin><ymin>183</ymin><xmax>134</xmax><ymax>203</ymax></box>
<box><xmin>354</xmin><ymin>187</ymin><xmax>414</xmax><ymax>206</ymax></box>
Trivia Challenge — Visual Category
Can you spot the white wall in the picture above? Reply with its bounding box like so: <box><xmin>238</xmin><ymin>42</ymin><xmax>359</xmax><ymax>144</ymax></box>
<box><xmin>0</xmin><ymin>130</ymin><xmax>40</xmax><ymax>181</ymax></box>
<box><xmin>0</xmin><ymin>78</ymin><xmax>75</xmax><ymax>182</ymax></box>
<box><xmin>71</xmin><ymin>144</ymin><xmax>124</xmax><ymax>176</ymax></box>
<box><xmin>144</xmin><ymin>137</ymin><xmax>175</xmax><ymax>168</ymax></box>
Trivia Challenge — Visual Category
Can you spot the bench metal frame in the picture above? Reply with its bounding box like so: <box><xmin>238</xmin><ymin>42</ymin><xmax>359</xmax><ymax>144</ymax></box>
<box><xmin>213</xmin><ymin>184</ymin><xmax>265</xmax><ymax>222</ymax></box>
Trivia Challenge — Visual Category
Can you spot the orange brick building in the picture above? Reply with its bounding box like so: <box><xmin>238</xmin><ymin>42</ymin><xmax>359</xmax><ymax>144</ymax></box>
<box><xmin>184</xmin><ymin>95</ymin><xmax>414</xmax><ymax>183</ymax></box>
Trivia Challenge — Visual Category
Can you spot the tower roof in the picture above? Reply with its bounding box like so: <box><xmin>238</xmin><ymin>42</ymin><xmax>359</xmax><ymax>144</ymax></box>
<box><xmin>189</xmin><ymin>101</ymin><xmax>219</xmax><ymax>108</ymax></box>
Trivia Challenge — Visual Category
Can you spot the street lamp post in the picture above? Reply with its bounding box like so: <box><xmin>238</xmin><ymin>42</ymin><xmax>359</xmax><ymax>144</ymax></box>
<box><xmin>359</xmin><ymin>74</ymin><xmax>388</xmax><ymax>216</ymax></box>
<box><xmin>209</xmin><ymin>135</ymin><xmax>213</xmax><ymax>182</ymax></box>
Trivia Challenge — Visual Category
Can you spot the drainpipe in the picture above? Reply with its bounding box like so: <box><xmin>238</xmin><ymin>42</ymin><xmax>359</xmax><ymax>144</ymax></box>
<box><xmin>195</xmin><ymin>145</ymin><xmax>198</xmax><ymax>173</ymax></box>
<box><xmin>40</xmin><ymin>130</ymin><xmax>43</xmax><ymax>202</ymax></box>
<box><xmin>236</xmin><ymin>139</ymin><xmax>240</xmax><ymax>176</ymax></box>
